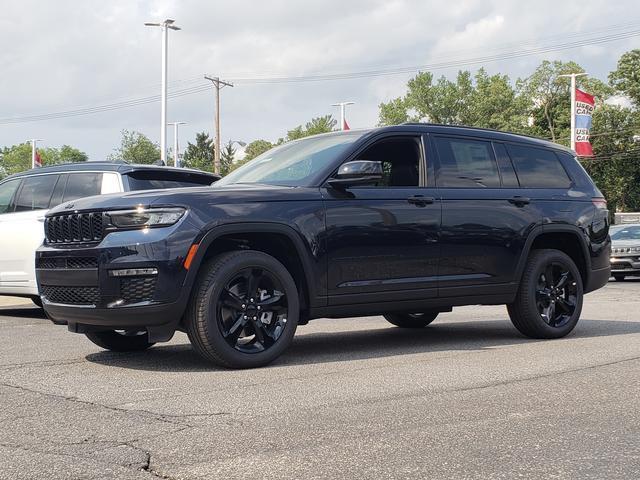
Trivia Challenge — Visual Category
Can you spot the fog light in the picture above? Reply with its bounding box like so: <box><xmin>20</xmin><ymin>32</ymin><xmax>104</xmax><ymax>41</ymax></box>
<box><xmin>108</xmin><ymin>268</ymin><xmax>158</xmax><ymax>277</ymax></box>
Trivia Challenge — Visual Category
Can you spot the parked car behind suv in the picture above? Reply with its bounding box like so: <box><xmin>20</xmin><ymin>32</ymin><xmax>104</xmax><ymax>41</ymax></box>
<box><xmin>0</xmin><ymin>162</ymin><xmax>218</xmax><ymax>305</ymax></box>
<box><xmin>36</xmin><ymin>125</ymin><xmax>611</xmax><ymax>368</ymax></box>
<box><xmin>609</xmin><ymin>223</ymin><xmax>640</xmax><ymax>281</ymax></box>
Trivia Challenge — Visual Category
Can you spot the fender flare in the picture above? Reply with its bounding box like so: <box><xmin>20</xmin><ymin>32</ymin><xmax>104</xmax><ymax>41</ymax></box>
<box><xmin>182</xmin><ymin>222</ymin><xmax>320</xmax><ymax>304</ymax></box>
<box><xmin>514</xmin><ymin>224</ymin><xmax>592</xmax><ymax>286</ymax></box>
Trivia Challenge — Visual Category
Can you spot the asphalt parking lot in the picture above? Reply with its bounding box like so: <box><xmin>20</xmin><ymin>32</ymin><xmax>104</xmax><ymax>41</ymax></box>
<box><xmin>1</xmin><ymin>280</ymin><xmax>639</xmax><ymax>480</ymax></box>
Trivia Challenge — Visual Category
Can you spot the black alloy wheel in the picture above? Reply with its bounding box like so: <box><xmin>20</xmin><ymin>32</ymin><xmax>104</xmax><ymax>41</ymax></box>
<box><xmin>535</xmin><ymin>262</ymin><xmax>578</xmax><ymax>328</ymax></box>
<box><xmin>217</xmin><ymin>267</ymin><xmax>289</xmax><ymax>354</ymax></box>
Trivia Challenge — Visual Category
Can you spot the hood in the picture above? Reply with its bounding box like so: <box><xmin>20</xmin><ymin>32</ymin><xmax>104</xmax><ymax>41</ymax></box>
<box><xmin>47</xmin><ymin>183</ymin><xmax>320</xmax><ymax>216</ymax></box>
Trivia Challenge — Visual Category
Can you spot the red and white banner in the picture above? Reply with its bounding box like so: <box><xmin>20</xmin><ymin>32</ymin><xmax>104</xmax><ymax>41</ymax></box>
<box><xmin>34</xmin><ymin>150</ymin><xmax>42</xmax><ymax>168</ymax></box>
<box><xmin>343</xmin><ymin>118</ymin><xmax>350</xmax><ymax>131</ymax></box>
<box><xmin>574</xmin><ymin>88</ymin><xmax>594</xmax><ymax>157</ymax></box>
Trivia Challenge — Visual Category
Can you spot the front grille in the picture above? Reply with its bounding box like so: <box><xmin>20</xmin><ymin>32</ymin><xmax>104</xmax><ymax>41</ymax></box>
<box><xmin>45</xmin><ymin>213</ymin><xmax>104</xmax><ymax>244</ymax></box>
<box><xmin>40</xmin><ymin>285</ymin><xmax>100</xmax><ymax>305</ymax></box>
<box><xmin>37</xmin><ymin>257</ymin><xmax>98</xmax><ymax>269</ymax></box>
<box><xmin>120</xmin><ymin>277</ymin><xmax>157</xmax><ymax>303</ymax></box>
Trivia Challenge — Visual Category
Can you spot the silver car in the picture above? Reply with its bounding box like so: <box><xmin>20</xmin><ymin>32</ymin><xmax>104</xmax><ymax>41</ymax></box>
<box><xmin>610</xmin><ymin>223</ymin><xmax>640</xmax><ymax>281</ymax></box>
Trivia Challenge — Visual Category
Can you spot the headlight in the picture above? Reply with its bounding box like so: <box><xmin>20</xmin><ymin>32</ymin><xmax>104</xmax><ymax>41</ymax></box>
<box><xmin>107</xmin><ymin>207</ymin><xmax>186</xmax><ymax>229</ymax></box>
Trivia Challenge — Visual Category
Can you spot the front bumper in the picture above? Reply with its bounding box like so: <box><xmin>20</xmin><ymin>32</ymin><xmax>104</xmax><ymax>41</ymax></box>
<box><xmin>36</xmin><ymin>222</ymin><xmax>199</xmax><ymax>341</ymax></box>
<box><xmin>610</xmin><ymin>255</ymin><xmax>640</xmax><ymax>275</ymax></box>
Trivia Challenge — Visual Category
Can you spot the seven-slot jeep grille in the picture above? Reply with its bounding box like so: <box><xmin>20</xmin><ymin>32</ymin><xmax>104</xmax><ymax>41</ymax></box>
<box><xmin>45</xmin><ymin>213</ymin><xmax>104</xmax><ymax>244</ymax></box>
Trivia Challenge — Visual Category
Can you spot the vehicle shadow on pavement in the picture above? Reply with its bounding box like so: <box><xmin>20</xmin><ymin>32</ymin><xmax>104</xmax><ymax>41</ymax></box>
<box><xmin>84</xmin><ymin>317</ymin><xmax>640</xmax><ymax>371</ymax></box>
<box><xmin>0</xmin><ymin>306</ymin><xmax>47</xmax><ymax>319</ymax></box>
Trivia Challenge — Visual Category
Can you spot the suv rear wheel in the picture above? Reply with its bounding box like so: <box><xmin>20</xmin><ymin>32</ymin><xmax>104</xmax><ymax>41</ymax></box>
<box><xmin>85</xmin><ymin>330</ymin><xmax>155</xmax><ymax>352</ymax></box>
<box><xmin>384</xmin><ymin>311</ymin><xmax>439</xmax><ymax>328</ymax></box>
<box><xmin>185</xmin><ymin>250</ymin><xmax>299</xmax><ymax>369</ymax></box>
<box><xmin>508</xmin><ymin>249</ymin><xmax>583</xmax><ymax>339</ymax></box>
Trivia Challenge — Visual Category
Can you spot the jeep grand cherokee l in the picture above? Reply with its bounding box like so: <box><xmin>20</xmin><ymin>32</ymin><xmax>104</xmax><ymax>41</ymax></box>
<box><xmin>35</xmin><ymin>125</ymin><xmax>611</xmax><ymax>368</ymax></box>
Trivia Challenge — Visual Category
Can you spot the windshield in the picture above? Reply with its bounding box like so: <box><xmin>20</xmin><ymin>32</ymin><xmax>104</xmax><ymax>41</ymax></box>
<box><xmin>216</xmin><ymin>132</ymin><xmax>364</xmax><ymax>187</ymax></box>
<box><xmin>611</xmin><ymin>225</ymin><xmax>640</xmax><ymax>241</ymax></box>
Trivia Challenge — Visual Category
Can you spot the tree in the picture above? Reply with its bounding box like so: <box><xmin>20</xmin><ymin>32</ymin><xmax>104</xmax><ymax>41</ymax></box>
<box><xmin>243</xmin><ymin>139</ymin><xmax>274</xmax><ymax>161</ymax></box>
<box><xmin>182</xmin><ymin>132</ymin><xmax>215</xmax><ymax>172</ymax></box>
<box><xmin>286</xmin><ymin>115</ymin><xmax>337</xmax><ymax>141</ymax></box>
<box><xmin>220</xmin><ymin>141</ymin><xmax>236</xmax><ymax>176</ymax></box>
<box><xmin>609</xmin><ymin>49</ymin><xmax>640</xmax><ymax>107</ymax></box>
<box><xmin>0</xmin><ymin>143</ymin><xmax>87</xmax><ymax>176</ymax></box>
<box><xmin>108</xmin><ymin>130</ymin><xmax>160</xmax><ymax>164</ymax></box>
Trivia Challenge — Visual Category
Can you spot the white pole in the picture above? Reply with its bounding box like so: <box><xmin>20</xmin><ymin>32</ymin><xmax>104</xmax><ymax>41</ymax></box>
<box><xmin>160</xmin><ymin>24</ymin><xmax>168</xmax><ymax>164</ymax></box>
<box><xmin>570</xmin><ymin>75</ymin><xmax>576</xmax><ymax>152</ymax></box>
<box><xmin>168</xmin><ymin>122</ymin><xmax>186</xmax><ymax>167</ymax></box>
<box><xmin>31</xmin><ymin>139</ymin><xmax>36</xmax><ymax>169</ymax></box>
<box><xmin>332</xmin><ymin>102</ymin><xmax>354</xmax><ymax>131</ymax></box>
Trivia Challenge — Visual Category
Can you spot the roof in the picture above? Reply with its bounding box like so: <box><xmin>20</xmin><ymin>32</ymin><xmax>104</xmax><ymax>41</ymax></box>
<box><xmin>1</xmin><ymin>161</ymin><xmax>220</xmax><ymax>181</ymax></box>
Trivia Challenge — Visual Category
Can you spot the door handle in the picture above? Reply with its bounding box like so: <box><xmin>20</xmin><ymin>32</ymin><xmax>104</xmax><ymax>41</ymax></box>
<box><xmin>407</xmin><ymin>195</ymin><xmax>435</xmax><ymax>206</ymax></box>
<box><xmin>508</xmin><ymin>196</ymin><xmax>530</xmax><ymax>206</ymax></box>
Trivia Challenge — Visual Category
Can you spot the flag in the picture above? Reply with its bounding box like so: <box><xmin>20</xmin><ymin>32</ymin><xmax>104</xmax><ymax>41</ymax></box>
<box><xmin>575</xmin><ymin>88</ymin><xmax>594</xmax><ymax>157</ymax></box>
<box><xmin>343</xmin><ymin>118</ymin><xmax>350</xmax><ymax>131</ymax></box>
<box><xmin>34</xmin><ymin>149</ymin><xmax>42</xmax><ymax>168</ymax></box>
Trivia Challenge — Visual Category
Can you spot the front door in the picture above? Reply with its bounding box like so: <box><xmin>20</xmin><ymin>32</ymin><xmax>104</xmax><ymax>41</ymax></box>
<box><xmin>322</xmin><ymin>133</ymin><xmax>441</xmax><ymax>305</ymax></box>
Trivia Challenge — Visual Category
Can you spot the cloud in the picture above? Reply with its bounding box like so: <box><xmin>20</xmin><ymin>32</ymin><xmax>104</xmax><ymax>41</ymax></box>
<box><xmin>0</xmin><ymin>0</ymin><xmax>638</xmax><ymax>159</ymax></box>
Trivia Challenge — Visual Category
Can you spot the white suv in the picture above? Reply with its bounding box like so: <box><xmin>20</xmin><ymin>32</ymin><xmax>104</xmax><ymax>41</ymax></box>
<box><xmin>0</xmin><ymin>162</ymin><xmax>218</xmax><ymax>306</ymax></box>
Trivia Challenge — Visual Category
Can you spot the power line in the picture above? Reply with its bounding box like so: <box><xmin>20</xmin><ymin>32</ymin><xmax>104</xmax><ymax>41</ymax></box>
<box><xmin>2</xmin><ymin>25</ymin><xmax>639</xmax><ymax>125</ymax></box>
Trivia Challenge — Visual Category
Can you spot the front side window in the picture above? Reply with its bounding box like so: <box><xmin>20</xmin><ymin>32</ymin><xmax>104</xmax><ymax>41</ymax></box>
<box><xmin>63</xmin><ymin>173</ymin><xmax>103</xmax><ymax>202</ymax></box>
<box><xmin>0</xmin><ymin>179</ymin><xmax>21</xmax><ymax>214</ymax></box>
<box><xmin>506</xmin><ymin>144</ymin><xmax>572</xmax><ymax>188</ymax></box>
<box><xmin>14</xmin><ymin>175</ymin><xmax>59</xmax><ymax>212</ymax></box>
<box><xmin>435</xmin><ymin>137</ymin><xmax>500</xmax><ymax>188</ymax></box>
<box><xmin>354</xmin><ymin>137</ymin><xmax>421</xmax><ymax>187</ymax></box>
<box><xmin>216</xmin><ymin>132</ymin><xmax>365</xmax><ymax>187</ymax></box>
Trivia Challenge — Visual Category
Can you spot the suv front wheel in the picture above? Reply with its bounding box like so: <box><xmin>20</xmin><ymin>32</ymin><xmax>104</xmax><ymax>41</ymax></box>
<box><xmin>508</xmin><ymin>249</ymin><xmax>583</xmax><ymax>339</ymax></box>
<box><xmin>185</xmin><ymin>250</ymin><xmax>299</xmax><ymax>369</ymax></box>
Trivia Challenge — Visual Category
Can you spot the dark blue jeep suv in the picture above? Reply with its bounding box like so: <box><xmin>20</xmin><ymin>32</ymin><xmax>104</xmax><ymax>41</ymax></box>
<box><xmin>36</xmin><ymin>124</ymin><xmax>611</xmax><ymax>368</ymax></box>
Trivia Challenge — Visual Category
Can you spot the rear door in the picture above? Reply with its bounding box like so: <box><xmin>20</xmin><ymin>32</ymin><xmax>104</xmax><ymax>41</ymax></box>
<box><xmin>433</xmin><ymin>135</ymin><xmax>542</xmax><ymax>297</ymax></box>
<box><xmin>0</xmin><ymin>174</ymin><xmax>60</xmax><ymax>287</ymax></box>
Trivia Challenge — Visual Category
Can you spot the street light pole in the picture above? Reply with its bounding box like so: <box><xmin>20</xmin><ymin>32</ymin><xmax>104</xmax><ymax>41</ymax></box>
<box><xmin>331</xmin><ymin>102</ymin><xmax>355</xmax><ymax>130</ymax></box>
<box><xmin>145</xmin><ymin>19</ymin><xmax>181</xmax><ymax>164</ymax></box>
<box><xmin>558</xmin><ymin>72</ymin><xmax>588</xmax><ymax>151</ymax></box>
<box><xmin>168</xmin><ymin>122</ymin><xmax>186</xmax><ymax>167</ymax></box>
<box><xmin>204</xmin><ymin>75</ymin><xmax>233</xmax><ymax>174</ymax></box>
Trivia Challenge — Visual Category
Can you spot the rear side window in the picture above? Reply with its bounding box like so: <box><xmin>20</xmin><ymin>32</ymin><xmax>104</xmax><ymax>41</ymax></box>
<box><xmin>126</xmin><ymin>171</ymin><xmax>214</xmax><ymax>191</ymax></box>
<box><xmin>63</xmin><ymin>173</ymin><xmax>103</xmax><ymax>202</ymax></box>
<box><xmin>0</xmin><ymin>179</ymin><xmax>21</xmax><ymax>214</ymax></box>
<box><xmin>14</xmin><ymin>175</ymin><xmax>59</xmax><ymax>212</ymax></box>
<box><xmin>506</xmin><ymin>144</ymin><xmax>572</xmax><ymax>188</ymax></box>
<box><xmin>434</xmin><ymin>137</ymin><xmax>500</xmax><ymax>188</ymax></box>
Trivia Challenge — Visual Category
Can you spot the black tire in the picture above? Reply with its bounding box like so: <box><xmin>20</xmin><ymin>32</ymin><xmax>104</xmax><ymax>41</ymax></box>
<box><xmin>613</xmin><ymin>275</ymin><xmax>626</xmax><ymax>282</ymax></box>
<box><xmin>85</xmin><ymin>330</ymin><xmax>155</xmax><ymax>352</ymax></box>
<box><xmin>384</xmin><ymin>311</ymin><xmax>439</xmax><ymax>328</ymax></box>
<box><xmin>31</xmin><ymin>296</ymin><xmax>43</xmax><ymax>308</ymax></box>
<box><xmin>185</xmin><ymin>250</ymin><xmax>299</xmax><ymax>369</ymax></box>
<box><xmin>507</xmin><ymin>249</ymin><xmax>583</xmax><ymax>339</ymax></box>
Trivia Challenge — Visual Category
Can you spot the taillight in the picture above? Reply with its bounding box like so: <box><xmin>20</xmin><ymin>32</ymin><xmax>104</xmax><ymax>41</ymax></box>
<box><xmin>592</xmin><ymin>198</ymin><xmax>607</xmax><ymax>209</ymax></box>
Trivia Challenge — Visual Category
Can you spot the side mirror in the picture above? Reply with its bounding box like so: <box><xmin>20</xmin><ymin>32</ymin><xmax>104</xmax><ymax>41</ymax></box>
<box><xmin>327</xmin><ymin>160</ymin><xmax>383</xmax><ymax>188</ymax></box>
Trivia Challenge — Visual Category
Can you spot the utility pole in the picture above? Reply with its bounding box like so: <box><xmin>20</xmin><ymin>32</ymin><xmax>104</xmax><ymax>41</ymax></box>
<box><xmin>145</xmin><ymin>19</ymin><xmax>181</xmax><ymax>164</ymax></box>
<box><xmin>168</xmin><ymin>122</ymin><xmax>186</xmax><ymax>168</ymax></box>
<box><xmin>558</xmin><ymin>72</ymin><xmax>588</xmax><ymax>151</ymax></box>
<box><xmin>204</xmin><ymin>75</ymin><xmax>233</xmax><ymax>174</ymax></box>
<box><xmin>331</xmin><ymin>102</ymin><xmax>355</xmax><ymax>130</ymax></box>
<box><xmin>28</xmin><ymin>139</ymin><xmax>42</xmax><ymax>168</ymax></box>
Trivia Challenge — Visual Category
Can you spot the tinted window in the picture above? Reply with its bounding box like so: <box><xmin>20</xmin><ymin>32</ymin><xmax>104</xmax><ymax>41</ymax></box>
<box><xmin>126</xmin><ymin>171</ymin><xmax>214</xmax><ymax>191</ymax></box>
<box><xmin>492</xmin><ymin>143</ymin><xmax>519</xmax><ymax>188</ymax></box>
<box><xmin>611</xmin><ymin>225</ymin><xmax>640</xmax><ymax>241</ymax></box>
<box><xmin>435</xmin><ymin>137</ymin><xmax>500</xmax><ymax>188</ymax></box>
<box><xmin>14</xmin><ymin>175</ymin><xmax>59</xmax><ymax>212</ymax></box>
<box><xmin>355</xmin><ymin>137</ymin><xmax>421</xmax><ymax>187</ymax></box>
<box><xmin>63</xmin><ymin>173</ymin><xmax>103</xmax><ymax>202</ymax></box>
<box><xmin>0</xmin><ymin>179</ymin><xmax>21</xmax><ymax>214</ymax></box>
<box><xmin>506</xmin><ymin>144</ymin><xmax>571</xmax><ymax>188</ymax></box>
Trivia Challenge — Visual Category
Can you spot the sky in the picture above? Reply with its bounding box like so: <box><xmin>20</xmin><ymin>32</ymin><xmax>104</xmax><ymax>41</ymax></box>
<box><xmin>0</xmin><ymin>0</ymin><xmax>638</xmax><ymax>161</ymax></box>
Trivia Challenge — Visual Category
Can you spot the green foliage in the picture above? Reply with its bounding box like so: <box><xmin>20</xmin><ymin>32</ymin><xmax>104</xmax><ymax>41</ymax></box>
<box><xmin>243</xmin><ymin>139</ymin><xmax>274</xmax><ymax>162</ymax></box>
<box><xmin>220</xmin><ymin>141</ymin><xmax>236</xmax><ymax>176</ymax></box>
<box><xmin>182</xmin><ymin>132</ymin><xmax>215</xmax><ymax>172</ymax></box>
<box><xmin>609</xmin><ymin>49</ymin><xmax>640</xmax><ymax>107</ymax></box>
<box><xmin>286</xmin><ymin>115</ymin><xmax>337</xmax><ymax>141</ymax></box>
<box><xmin>0</xmin><ymin>143</ymin><xmax>87</xmax><ymax>177</ymax></box>
<box><xmin>108</xmin><ymin>130</ymin><xmax>160</xmax><ymax>165</ymax></box>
